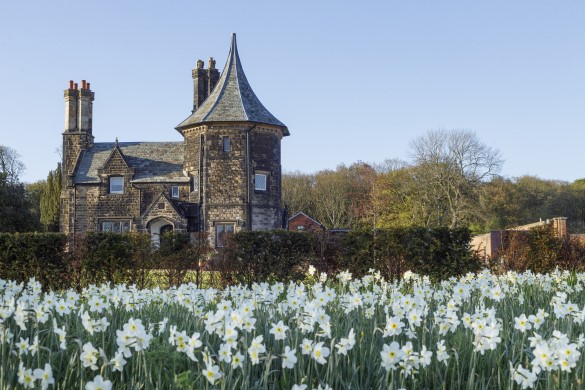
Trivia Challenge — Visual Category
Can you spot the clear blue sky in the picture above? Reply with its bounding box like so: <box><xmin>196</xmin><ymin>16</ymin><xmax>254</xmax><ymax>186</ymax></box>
<box><xmin>1</xmin><ymin>1</ymin><xmax>584</xmax><ymax>183</ymax></box>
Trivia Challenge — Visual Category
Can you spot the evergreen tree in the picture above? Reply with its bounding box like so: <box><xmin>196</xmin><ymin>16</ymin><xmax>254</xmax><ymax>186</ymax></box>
<box><xmin>0</xmin><ymin>172</ymin><xmax>39</xmax><ymax>232</ymax></box>
<box><xmin>40</xmin><ymin>163</ymin><xmax>62</xmax><ymax>232</ymax></box>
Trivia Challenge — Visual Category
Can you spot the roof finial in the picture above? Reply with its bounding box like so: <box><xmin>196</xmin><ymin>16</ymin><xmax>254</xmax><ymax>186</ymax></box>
<box><xmin>115</xmin><ymin>137</ymin><xmax>119</xmax><ymax>147</ymax></box>
<box><xmin>230</xmin><ymin>33</ymin><xmax>237</xmax><ymax>50</ymax></box>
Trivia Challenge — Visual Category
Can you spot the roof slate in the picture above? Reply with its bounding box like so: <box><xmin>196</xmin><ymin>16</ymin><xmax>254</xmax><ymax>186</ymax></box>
<box><xmin>176</xmin><ymin>34</ymin><xmax>288</xmax><ymax>135</ymax></box>
<box><xmin>75</xmin><ymin>142</ymin><xmax>187</xmax><ymax>184</ymax></box>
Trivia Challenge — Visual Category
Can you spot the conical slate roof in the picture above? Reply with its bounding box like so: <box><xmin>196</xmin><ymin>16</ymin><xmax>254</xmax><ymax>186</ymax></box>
<box><xmin>176</xmin><ymin>34</ymin><xmax>288</xmax><ymax>135</ymax></box>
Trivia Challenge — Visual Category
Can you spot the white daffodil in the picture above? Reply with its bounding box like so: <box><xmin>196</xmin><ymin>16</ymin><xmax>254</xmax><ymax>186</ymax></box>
<box><xmin>80</xmin><ymin>342</ymin><xmax>100</xmax><ymax>370</ymax></box>
<box><xmin>85</xmin><ymin>374</ymin><xmax>113</xmax><ymax>390</ymax></box>
<box><xmin>380</xmin><ymin>342</ymin><xmax>404</xmax><ymax>371</ymax></box>
<box><xmin>311</xmin><ymin>341</ymin><xmax>330</xmax><ymax>365</ymax></box>
<box><xmin>270</xmin><ymin>320</ymin><xmax>289</xmax><ymax>341</ymax></box>
<box><xmin>33</xmin><ymin>363</ymin><xmax>55</xmax><ymax>390</ymax></box>
<box><xmin>202</xmin><ymin>363</ymin><xmax>223</xmax><ymax>385</ymax></box>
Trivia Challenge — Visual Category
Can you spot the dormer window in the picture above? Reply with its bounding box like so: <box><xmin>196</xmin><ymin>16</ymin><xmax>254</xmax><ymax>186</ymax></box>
<box><xmin>171</xmin><ymin>186</ymin><xmax>179</xmax><ymax>198</ymax></box>
<box><xmin>222</xmin><ymin>136</ymin><xmax>231</xmax><ymax>153</ymax></box>
<box><xmin>109</xmin><ymin>176</ymin><xmax>124</xmax><ymax>194</ymax></box>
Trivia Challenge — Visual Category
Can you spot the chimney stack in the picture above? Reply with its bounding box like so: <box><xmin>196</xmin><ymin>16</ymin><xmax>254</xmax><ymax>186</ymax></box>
<box><xmin>63</xmin><ymin>79</ymin><xmax>95</xmax><ymax>144</ymax></box>
<box><xmin>64</xmin><ymin>80</ymin><xmax>78</xmax><ymax>132</ymax></box>
<box><xmin>191</xmin><ymin>57</ymin><xmax>219</xmax><ymax>113</ymax></box>
<box><xmin>208</xmin><ymin>57</ymin><xmax>219</xmax><ymax>96</ymax></box>
<box><xmin>77</xmin><ymin>79</ymin><xmax>95</xmax><ymax>140</ymax></box>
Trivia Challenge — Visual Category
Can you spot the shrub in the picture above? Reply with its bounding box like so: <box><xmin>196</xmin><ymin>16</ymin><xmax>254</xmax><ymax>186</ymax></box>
<box><xmin>499</xmin><ymin>225</ymin><xmax>585</xmax><ymax>273</ymax></box>
<box><xmin>339</xmin><ymin>227</ymin><xmax>481</xmax><ymax>281</ymax></box>
<box><xmin>215</xmin><ymin>230</ymin><xmax>316</xmax><ymax>286</ymax></box>
<box><xmin>0</xmin><ymin>232</ymin><xmax>67</xmax><ymax>289</ymax></box>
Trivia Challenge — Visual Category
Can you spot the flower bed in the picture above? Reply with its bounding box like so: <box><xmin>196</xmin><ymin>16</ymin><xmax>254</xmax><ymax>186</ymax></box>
<box><xmin>1</xmin><ymin>269</ymin><xmax>585</xmax><ymax>389</ymax></box>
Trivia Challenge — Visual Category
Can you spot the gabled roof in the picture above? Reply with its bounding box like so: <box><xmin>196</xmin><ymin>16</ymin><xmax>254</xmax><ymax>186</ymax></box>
<box><xmin>97</xmin><ymin>141</ymin><xmax>133</xmax><ymax>175</ymax></box>
<box><xmin>74</xmin><ymin>142</ymin><xmax>188</xmax><ymax>184</ymax></box>
<box><xmin>141</xmin><ymin>192</ymin><xmax>185</xmax><ymax>221</ymax></box>
<box><xmin>288</xmin><ymin>212</ymin><xmax>324</xmax><ymax>228</ymax></box>
<box><xmin>176</xmin><ymin>34</ymin><xmax>289</xmax><ymax>135</ymax></box>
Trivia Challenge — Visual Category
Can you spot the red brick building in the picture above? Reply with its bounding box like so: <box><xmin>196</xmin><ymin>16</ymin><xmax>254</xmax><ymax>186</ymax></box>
<box><xmin>287</xmin><ymin>212</ymin><xmax>325</xmax><ymax>232</ymax></box>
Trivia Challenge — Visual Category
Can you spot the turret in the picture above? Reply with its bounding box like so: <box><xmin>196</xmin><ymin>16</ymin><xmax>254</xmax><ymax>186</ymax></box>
<box><xmin>177</xmin><ymin>34</ymin><xmax>289</xmax><ymax>245</ymax></box>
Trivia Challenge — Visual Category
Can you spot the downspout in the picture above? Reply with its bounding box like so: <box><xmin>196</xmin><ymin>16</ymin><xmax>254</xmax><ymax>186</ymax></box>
<box><xmin>73</xmin><ymin>187</ymin><xmax>76</xmax><ymax>234</ymax></box>
<box><xmin>246</xmin><ymin>125</ymin><xmax>257</xmax><ymax>230</ymax></box>
<box><xmin>199</xmin><ymin>133</ymin><xmax>204</xmax><ymax>232</ymax></box>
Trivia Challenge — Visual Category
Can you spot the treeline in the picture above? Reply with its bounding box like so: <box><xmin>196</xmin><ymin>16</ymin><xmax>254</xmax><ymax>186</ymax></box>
<box><xmin>283</xmin><ymin>130</ymin><xmax>585</xmax><ymax>234</ymax></box>
<box><xmin>0</xmin><ymin>145</ymin><xmax>61</xmax><ymax>233</ymax></box>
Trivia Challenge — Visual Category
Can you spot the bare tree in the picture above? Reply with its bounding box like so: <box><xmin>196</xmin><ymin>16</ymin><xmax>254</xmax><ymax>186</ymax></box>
<box><xmin>282</xmin><ymin>170</ymin><xmax>316</xmax><ymax>217</ymax></box>
<box><xmin>409</xmin><ymin>129</ymin><xmax>503</xmax><ymax>228</ymax></box>
<box><xmin>312</xmin><ymin>169</ymin><xmax>354</xmax><ymax>228</ymax></box>
<box><xmin>0</xmin><ymin>145</ymin><xmax>25</xmax><ymax>184</ymax></box>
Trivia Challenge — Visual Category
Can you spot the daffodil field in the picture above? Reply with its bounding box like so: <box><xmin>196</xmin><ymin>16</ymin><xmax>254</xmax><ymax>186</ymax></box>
<box><xmin>2</xmin><ymin>268</ymin><xmax>585</xmax><ymax>389</ymax></box>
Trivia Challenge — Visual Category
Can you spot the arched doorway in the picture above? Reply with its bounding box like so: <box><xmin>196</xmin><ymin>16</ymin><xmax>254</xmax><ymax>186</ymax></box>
<box><xmin>148</xmin><ymin>218</ymin><xmax>174</xmax><ymax>247</ymax></box>
<box><xmin>159</xmin><ymin>224</ymin><xmax>173</xmax><ymax>247</ymax></box>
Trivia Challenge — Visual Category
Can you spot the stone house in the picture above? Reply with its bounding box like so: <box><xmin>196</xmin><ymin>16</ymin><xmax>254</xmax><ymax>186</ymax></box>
<box><xmin>60</xmin><ymin>34</ymin><xmax>289</xmax><ymax>247</ymax></box>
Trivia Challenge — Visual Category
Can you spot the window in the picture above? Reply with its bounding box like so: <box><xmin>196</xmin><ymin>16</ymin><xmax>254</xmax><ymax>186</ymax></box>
<box><xmin>101</xmin><ymin>220</ymin><xmax>130</xmax><ymax>233</ymax></box>
<box><xmin>215</xmin><ymin>223</ymin><xmax>235</xmax><ymax>248</ymax></box>
<box><xmin>222</xmin><ymin>136</ymin><xmax>230</xmax><ymax>153</ymax></box>
<box><xmin>297</xmin><ymin>225</ymin><xmax>305</xmax><ymax>231</ymax></box>
<box><xmin>192</xmin><ymin>174</ymin><xmax>199</xmax><ymax>192</ymax></box>
<box><xmin>254</xmin><ymin>173</ymin><xmax>267</xmax><ymax>191</ymax></box>
<box><xmin>109</xmin><ymin>176</ymin><xmax>124</xmax><ymax>194</ymax></box>
<box><xmin>171</xmin><ymin>186</ymin><xmax>179</xmax><ymax>198</ymax></box>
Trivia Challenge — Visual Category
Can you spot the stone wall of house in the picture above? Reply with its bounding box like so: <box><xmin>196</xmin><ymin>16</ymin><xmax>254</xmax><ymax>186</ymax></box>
<box><xmin>138</xmin><ymin>198</ymin><xmax>185</xmax><ymax>232</ymax></box>
<box><xmin>139</xmin><ymin>183</ymin><xmax>190</xmax><ymax>215</ymax></box>
<box><xmin>207</xmin><ymin>205</ymin><xmax>247</xmax><ymax>247</ymax></box>
<box><xmin>183</xmin><ymin>125</ymin><xmax>205</xmax><ymax>205</ymax></box>
<box><xmin>250</xmin><ymin>126</ymin><xmax>283</xmax><ymax>230</ymax></box>
<box><xmin>201</xmin><ymin>124</ymin><xmax>248</xmax><ymax>236</ymax></box>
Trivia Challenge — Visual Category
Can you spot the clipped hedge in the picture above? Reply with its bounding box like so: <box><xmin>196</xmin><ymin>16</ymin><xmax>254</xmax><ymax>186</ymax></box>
<box><xmin>0</xmin><ymin>232</ymin><xmax>210</xmax><ymax>290</ymax></box>
<box><xmin>214</xmin><ymin>227</ymin><xmax>482</xmax><ymax>285</ymax></box>
<box><xmin>0</xmin><ymin>232</ymin><xmax>67</xmax><ymax>289</ymax></box>
<box><xmin>0</xmin><ymin>228</ymin><xmax>483</xmax><ymax>289</ymax></box>
<box><xmin>338</xmin><ymin>227</ymin><xmax>482</xmax><ymax>281</ymax></box>
<box><xmin>215</xmin><ymin>230</ymin><xmax>316</xmax><ymax>286</ymax></box>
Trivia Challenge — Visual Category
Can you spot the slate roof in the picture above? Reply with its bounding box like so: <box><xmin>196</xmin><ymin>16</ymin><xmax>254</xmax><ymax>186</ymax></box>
<box><xmin>176</xmin><ymin>34</ymin><xmax>289</xmax><ymax>135</ymax></box>
<box><xmin>74</xmin><ymin>142</ymin><xmax>188</xmax><ymax>184</ymax></box>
